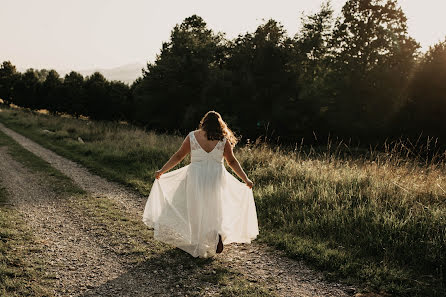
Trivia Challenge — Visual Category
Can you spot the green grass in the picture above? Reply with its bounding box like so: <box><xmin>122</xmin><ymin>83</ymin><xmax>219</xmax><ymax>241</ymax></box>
<box><xmin>0</xmin><ymin>180</ymin><xmax>53</xmax><ymax>296</ymax></box>
<box><xmin>1</xmin><ymin>107</ymin><xmax>445</xmax><ymax>296</ymax></box>
<box><xmin>1</xmin><ymin>108</ymin><xmax>185</xmax><ymax>195</ymax></box>
<box><xmin>0</xmin><ymin>118</ymin><xmax>274</xmax><ymax>297</ymax></box>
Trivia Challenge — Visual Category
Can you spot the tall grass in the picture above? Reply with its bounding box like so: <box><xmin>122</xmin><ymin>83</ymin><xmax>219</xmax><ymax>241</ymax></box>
<box><xmin>237</xmin><ymin>138</ymin><xmax>446</xmax><ymax>295</ymax></box>
<box><xmin>0</xmin><ymin>107</ymin><xmax>444</xmax><ymax>296</ymax></box>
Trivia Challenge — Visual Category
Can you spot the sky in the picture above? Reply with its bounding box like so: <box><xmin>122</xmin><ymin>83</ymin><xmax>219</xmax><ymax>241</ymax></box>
<box><xmin>1</xmin><ymin>0</ymin><xmax>446</xmax><ymax>72</ymax></box>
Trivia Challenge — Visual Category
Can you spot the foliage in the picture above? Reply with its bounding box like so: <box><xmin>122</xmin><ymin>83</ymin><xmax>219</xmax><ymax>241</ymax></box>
<box><xmin>1</xmin><ymin>108</ymin><xmax>445</xmax><ymax>296</ymax></box>
<box><xmin>0</xmin><ymin>61</ymin><xmax>19</xmax><ymax>105</ymax></box>
<box><xmin>224</xmin><ymin>19</ymin><xmax>300</xmax><ymax>140</ymax></box>
<box><xmin>132</xmin><ymin>14</ymin><xmax>227</xmax><ymax>131</ymax></box>
<box><xmin>293</xmin><ymin>2</ymin><xmax>335</xmax><ymax>139</ymax></box>
<box><xmin>0</xmin><ymin>1</ymin><xmax>445</xmax><ymax>146</ymax></box>
<box><xmin>328</xmin><ymin>0</ymin><xmax>419</xmax><ymax>138</ymax></box>
<box><xmin>397</xmin><ymin>39</ymin><xmax>446</xmax><ymax>139</ymax></box>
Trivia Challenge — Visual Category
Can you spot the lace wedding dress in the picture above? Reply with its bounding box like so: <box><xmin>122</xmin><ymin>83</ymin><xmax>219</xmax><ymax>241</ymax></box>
<box><xmin>142</xmin><ymin>131</ymin><xmax>259</xmax><ymax>258</ymax></box>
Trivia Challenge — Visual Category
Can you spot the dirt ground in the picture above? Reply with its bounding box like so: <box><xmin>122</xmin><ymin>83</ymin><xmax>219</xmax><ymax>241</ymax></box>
<box><xmin>0</xmin><ymin>122</ymin><xmax>356</xmax><ymax>296</ymax></box>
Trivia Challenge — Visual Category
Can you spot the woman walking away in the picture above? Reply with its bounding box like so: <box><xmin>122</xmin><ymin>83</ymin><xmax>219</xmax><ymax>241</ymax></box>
<box><xmin>142</xmin><ymin>111</ymin><xmax>259</xmax><ymax>258</ymax></box>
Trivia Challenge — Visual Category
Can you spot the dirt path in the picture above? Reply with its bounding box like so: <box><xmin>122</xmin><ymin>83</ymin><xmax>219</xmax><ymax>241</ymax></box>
<box><xmin>0</xmin><ymin>148</ymin><xmax>173</xmax><ymax>296</ymax></box>
<box><xmin>0</xmin><ymin>123</ymin><xmax>356</xmax><ymax>297</ymax></box>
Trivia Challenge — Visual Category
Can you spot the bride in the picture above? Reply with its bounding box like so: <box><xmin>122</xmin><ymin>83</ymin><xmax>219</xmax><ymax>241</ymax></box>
<box><xmin>142</xmin><ymin>111</ymin><xmax>259</xmax><ymax>258</ymax></box>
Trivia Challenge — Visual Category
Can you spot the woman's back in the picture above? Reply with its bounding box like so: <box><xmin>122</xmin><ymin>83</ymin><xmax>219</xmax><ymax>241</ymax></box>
<box><xmin>189</xmin><ymin>130</ymin><xmax>227</xmax><ymax>165</ymax></box>
<box><xmin>192</xmin><ymin>130</ymin><xmax>220</xmax><ymax>153</ymax></box>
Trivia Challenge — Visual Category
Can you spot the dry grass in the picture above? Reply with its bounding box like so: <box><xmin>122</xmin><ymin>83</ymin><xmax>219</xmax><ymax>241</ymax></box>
<box><xmin>237</xmin><ymin>134</ymin><xmax>446</xmax><ymax>295</ymax></box>
<box><xmin>0</xmin><ymin>106</ymin><xmax>445</xmax><ymax>296</ymax></box>
<box><xmin>0</xmin><ymin>110</ymin><xmax>275</xmax><ymax>297</ymax></box>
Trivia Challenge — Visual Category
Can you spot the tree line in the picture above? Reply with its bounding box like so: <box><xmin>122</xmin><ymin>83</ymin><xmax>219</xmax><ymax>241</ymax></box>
<box><xmin>1</xmin><ymin>0</ymin><xmax>445</xmax><ymax>147</ymax></box>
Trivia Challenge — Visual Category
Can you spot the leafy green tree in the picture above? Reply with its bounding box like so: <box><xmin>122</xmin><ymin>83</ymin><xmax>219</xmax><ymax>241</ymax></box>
<box><xmin>84</xmin><ymin>72</ymin><xmax>110</xmax><ymax>120</ymax></box>
<box><xmin>13</xmin><ymin>69</ymin><xmax>40</xmax><ymax>109</ymax></box>
<box><xmin>40</xmin><ymin>69</ymin><xmax>62</xmax><ymax>113</ymax></box>
<box><xmin>293</xmin><ymin>2</ymin><xmax>336</xmax><ymax>139</ymax></box>
<box><xmin>108</xmin><ymin>80</ymin><xmax>132</xmax><ymax>121</ymax></box>
<box><xmin>133</xmin><ymin>15</ymin><xmax>226</xmax><ymax>131</ymax></box>
<box><xmin>295</xmin><ymin>2</ymin><xmax>334</xmax><ymax>68</ymax></box>
<box><xmin>61</xmin><ymin>71</ymin><xmax>85</xmax><ymax>117</ymax></box>
<box><xmin>399</xmin><ymin>39</ymin><xmax>446</xmax><ymax>138</ymax></box>
<box><xmin>225</xmin><ymin>19</ymin><xmax>300</xmax><ymax>140</ymax></box>
<box><xmin>330</xmin><ymin>0</ymin><xmax>419</xmax><ymax>137</ymax></box>
<box><xmin>0</xmin><ymin>61</ymin><xmax>20</xmax><ymax>105</ymax></box>
<box><xmin>34</xmin><ymin>69</ymin><xmax>50</xmax><ymax>83</ymax></box>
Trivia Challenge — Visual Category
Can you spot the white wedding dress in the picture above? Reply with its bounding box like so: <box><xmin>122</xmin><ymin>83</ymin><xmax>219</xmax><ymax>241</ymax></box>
<box><xmin>142</xmin><ymin>131</ymin><xmax>259</xmax><ymax>258</ymax></box>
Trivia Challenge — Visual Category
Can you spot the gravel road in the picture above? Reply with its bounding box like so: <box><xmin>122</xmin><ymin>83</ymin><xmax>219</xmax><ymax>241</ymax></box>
<box><xmin>0</xmin><ymin>122</ymin><xmax>357</xmax><ymax>297</ymax></box>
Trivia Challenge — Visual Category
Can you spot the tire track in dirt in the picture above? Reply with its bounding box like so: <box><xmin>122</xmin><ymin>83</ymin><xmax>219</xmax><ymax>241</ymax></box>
<box><xmin>0</xmin><ymin>122</ymin><xmax>356</xmax><ymax>297</ymax></box>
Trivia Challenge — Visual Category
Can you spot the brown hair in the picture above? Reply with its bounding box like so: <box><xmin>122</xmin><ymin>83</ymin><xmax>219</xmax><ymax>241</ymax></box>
<box><xmin>198</xmin><ymin>111</ymin><xmax>238</xmax><ymax>147</ymax></box>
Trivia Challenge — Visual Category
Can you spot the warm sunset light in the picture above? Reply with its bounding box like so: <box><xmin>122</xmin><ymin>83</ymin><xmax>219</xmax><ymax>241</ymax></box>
<box><xmin>1</xmin><ymin>0</ymin><xmax>445</xmax><ymax>72</ymax></box>
<box><xmin>1</xmin><ymin>1</ymin><xmax>446</xmax><ymax>296</ymax></box>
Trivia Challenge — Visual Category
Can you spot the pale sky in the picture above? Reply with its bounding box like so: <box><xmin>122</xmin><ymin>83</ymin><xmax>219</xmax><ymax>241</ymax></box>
<box><xmin>1</xmin><ymin>0</ymin><xmax>445</xmax><ymax>72</ymax></box>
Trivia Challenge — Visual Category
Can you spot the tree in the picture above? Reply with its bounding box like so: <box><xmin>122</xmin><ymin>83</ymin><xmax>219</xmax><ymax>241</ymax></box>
<box><xmin>84</xmin><ymin>72</ymin><xmax>110</xmax><ymax>120</ymax></box>
<box><xmin>108</xmin><ymin>80</ymin><xmax>132</xmax><ymax>121</ymax></box>
<box><xmin>61</xmin><ymin>71</ymin><xmax>85</xmax><ymax>117</ymax></box>
<box><xmin>399</xmin><ymin>39</ymin><xmax>446</xmax><ymax>139</ymax></box>
<box><xmin>13</xmin><ymin>69</ymin><xmax>40</xmax><ymax>109</ymax></box>
<box><xmin>293</xmin><ymin>2</ymin><xmax>336</xmax><ymax>139</ymax></box>
<box><xmin>295</xmin><ymin>2</ymin><xmax>334</xmax><ymax>64</ymax></box>
<box><xmin>330</xmin><ymin>0</ymin><xmax>419</xmax><ymax>137</ymax></box>
<box><xmin>133</xmin><ymin>15</ymin><xmax>226</xmax><ymax>131</ymax></box>
<box><xmin>0</xmin><ymin>61</ymin><xmax>20</xmax><ymax>105</ymax></box>
<box><xmin>225</xmin><ymin>19</ymin><xmax>300</xmax><ymax>140</ymax></box>
<box><xmin>34</xmin><ymin>69</ymin><xmax>50</xmax><ymax>83</ymax></box>
<box><xmin>40</xmin><ymin>69</ymin><xmax>62</xmax><ymax>113</ymax></box>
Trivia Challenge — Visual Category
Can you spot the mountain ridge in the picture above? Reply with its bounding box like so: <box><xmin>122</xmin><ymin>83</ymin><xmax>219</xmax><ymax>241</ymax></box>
<box><xmin>63</xmin><ymin>63</ymin><xmax>145</xmax><ymax>84</ymax></box>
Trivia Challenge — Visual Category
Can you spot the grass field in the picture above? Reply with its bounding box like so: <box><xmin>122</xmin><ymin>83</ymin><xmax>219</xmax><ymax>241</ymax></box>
<box><xmin>0</xmin><ymin>121</ymin><xmax>274</xmax><ymax>297</ymax></box>
<box><xmin>0</xmin><ymin>107</ymin><xmax>445</xmax><ymax>296</ymax></box>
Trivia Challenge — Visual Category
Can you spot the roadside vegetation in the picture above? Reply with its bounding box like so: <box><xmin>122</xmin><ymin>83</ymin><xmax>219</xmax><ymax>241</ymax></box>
<box><xmin>1</xmin><ymin>107</ymin><xmax>444</xmax><ymax>296</ymax></box>
<box><xmin>0</xmin><ymin>123</ymin><xmax>274</xmax><ymax>297</ymax></box>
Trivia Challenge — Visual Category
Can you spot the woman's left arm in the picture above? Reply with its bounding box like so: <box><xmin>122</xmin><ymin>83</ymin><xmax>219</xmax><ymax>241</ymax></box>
<box><xmin>155</xmin><ymin>135</ymin><xmax>191</xmax><ymax>179</ymax></box>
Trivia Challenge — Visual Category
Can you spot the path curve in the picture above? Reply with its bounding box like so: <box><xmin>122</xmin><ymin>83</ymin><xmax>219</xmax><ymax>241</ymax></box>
<box><xmin>0</xmin><ymin>122</ymin><xmax>356</xmax><ymax>297</ymax></box>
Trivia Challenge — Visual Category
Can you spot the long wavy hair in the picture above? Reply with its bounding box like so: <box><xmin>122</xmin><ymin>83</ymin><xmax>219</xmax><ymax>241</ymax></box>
<box><xmin>198</xmin><ymin>111</ymin><xmax>238</xmax><ymax>147</ymax></box>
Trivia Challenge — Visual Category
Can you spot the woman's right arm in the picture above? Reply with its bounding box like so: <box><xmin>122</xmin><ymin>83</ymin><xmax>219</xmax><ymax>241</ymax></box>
<box><xmin>223</xmin><ymin>141</ymin><xmax>253</xmax><ymax>189</ymax></box>
<box><xmin>155</xmin><ymin>135</ymin><xmax>191</xmax><ymax>179</ymax></box>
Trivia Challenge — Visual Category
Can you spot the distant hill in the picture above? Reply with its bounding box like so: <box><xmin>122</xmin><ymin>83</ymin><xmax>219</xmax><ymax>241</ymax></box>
<box><xmin>76</xmin><ymin>63</ymin><xmax>145</xmax><ymax>84</ymax></box>
<box><xmin>16</xmin><ymin>63</ymin><xmax>145</xmax><ymax>84</ymax></box>
<box><xmin>60</xmin><ymin>63</ymin><xmax>145</xmax><ymax>84</ymax></box>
